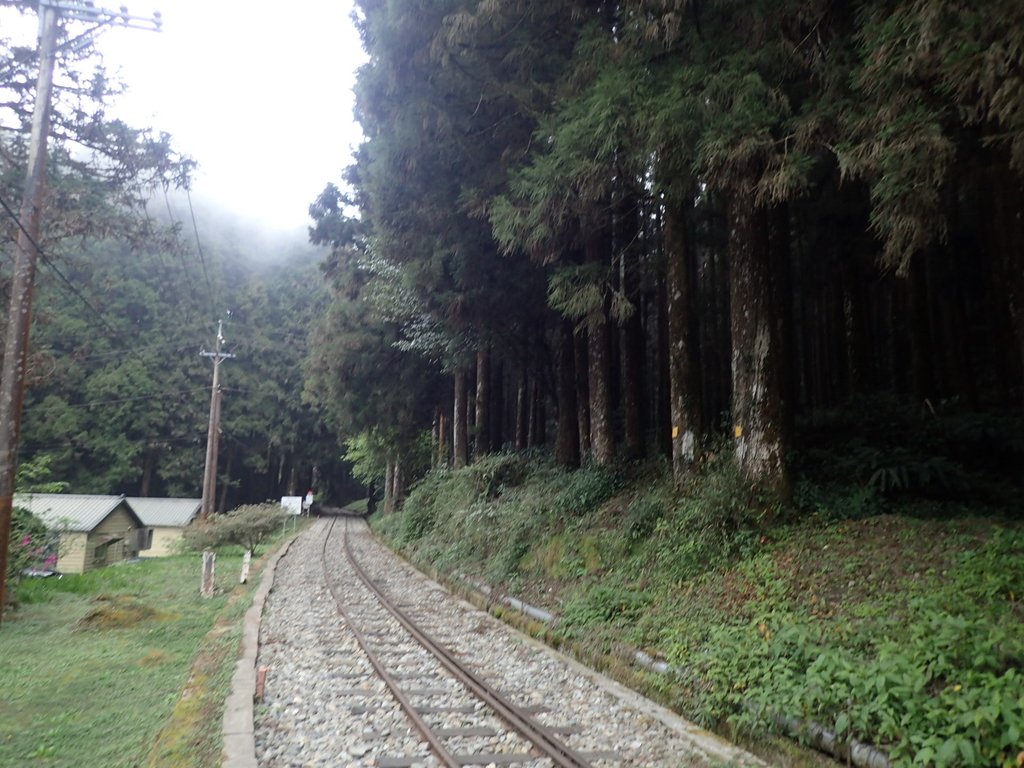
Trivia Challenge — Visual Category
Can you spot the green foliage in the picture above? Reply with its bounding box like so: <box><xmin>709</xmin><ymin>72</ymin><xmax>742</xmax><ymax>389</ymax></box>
<box><xmin>649</xmin><ymin>457</ymin><xmax>762</xmax><ymax>582</ymax></box>
<box><xmin>182</xmin><ymin>504</ymin><xmax>286</xmax><ymax>555</ymax></box>
<box><xmin>343</xmin><ymin>430</ymin><xmax>389</xmax><ymax>486</ymax></box>
<box><xmin>550</xmin><ymin>463</ymin><xmax>624</xmax><ymax>519</ymax></box>
<box><xmin>375</xmin><ymin>443</ymin><xmax>1023</xmax><ymax>766</ymax></box>
<box><xmin>562</xmin><ymin>584</ymin><xmax>651</xmax><ymax>630</ymax></box>
<box><xmin>671</xmin><ymin>530</ymin><xmax>1024</xmax><ymax>767</ymax></box>
<box><xmin>6</xmin><ymin>507</ymin><xmax>54</xmax><ymax>588</ymax></box>
<box><xmin>15</xmin><ymin>454</ymin><xmax>69</xmax><ymax>494</ymax></box>
<box><xmin>624</xmin><ymin>495</ymin><xmax>668</xmax><ymax>544</ymax></box>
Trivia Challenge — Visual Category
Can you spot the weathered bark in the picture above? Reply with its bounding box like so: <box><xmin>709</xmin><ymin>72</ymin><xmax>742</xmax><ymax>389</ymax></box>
<box><xmin>768</xmin><ymin>204</ymin><xmax>796</xmax><ymax>442</ymax></box>
<box><xmin>491</xmin><ymin>360</ymin><xmax>504</xmax><ymax>450</ymax></box>
<box><xmin>621</xmin><ymin>286</ymin><xmax>647</xmax><ymax>459</ymax></box>
<box><xmin>217</xmin><ymin>446</ymin><xmax>235</xmax><ymax>515</ymax></box>
<box><xmin>515</xmin><ymin>369</ymin><xmax>528</xmax><ymax>450</ymax></box>
<box><xmin>474</xmin><ymin>345</ymin><xmax>491</xmax><ymax>459</ymax></box>
<box><xmin>655</xmin><ymin>272</ymin><xmax>672</xmax><ymax>458</ymax></box>
<box><xmin>436</xmin><ymin>406</ymin><xmax>449</xmax><ymax>468</ymax></box>
<box><xmin>139</xmin><ymin>445</ymin><xmax>157</xmax><ymax>497</ymax></box>
<box><xmin>574</xmin><ymin>328</ymin><xmax>591</xmax><ymax>457</ymax></box>
<box><xmin>586</xmin><ymin>228</ymin><xmax>615</xmax><ymax>465</ymax></box>
<box><xmin>728</xmin><ymin>182</ymin><xmax>790</xmax><ymax>500</ymax></box>
<box><xmin>556</xmin><ymin>319</ymin><xmax>581</xmax><ymax>468</ymax></box>
<box><xmin>392</xmin><ymin>454</ymin><xmax>404</xmax><ymax>509</ymax></box>
<box><xmin>453</xmin><ymin>370</ymin><xmax>469</xmax><ymax>469</ymax></box>
<box><xmin>665</xmin><ymin>197</ymin><xmax>703</xmax><ymax>481</ymax></box>
<box><xmin>617</xmin><ymin>186</ymin><xmax>646</xmax><ymax>459</ymax></box>
<box><xmin>528</xmin><ymin>379</ymin><xmax>546</xmax><ymax>446</ymax></box>
<box><xmin>383</xmin><ymin>459</ymin><xmax>395</xmax><ymax>514</ymax></box>
<box><xmin>287</xmin><ymin>464</ymin><xmax>297</xmax><ymax>497</ymax></box>
<box><xmin>699</xmin><ymin>243</ymin><xmax>731</xmax><ymax>437</ymax></box>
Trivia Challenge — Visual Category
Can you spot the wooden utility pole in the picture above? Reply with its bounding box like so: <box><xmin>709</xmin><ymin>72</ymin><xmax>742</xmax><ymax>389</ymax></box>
<box><xmin>200</xmin><ymin>321</ymin><xmax>234</xmax><ymax>520</ymax></box>
<box><xmin>0</xmin><ymin>2</ymin><xmax>60</xmax><ymax>624</ymax></box>
<box><xmin>0</xmin><ymin>0</ymin><xmax>163</xmax><ymax>625</ymax></box>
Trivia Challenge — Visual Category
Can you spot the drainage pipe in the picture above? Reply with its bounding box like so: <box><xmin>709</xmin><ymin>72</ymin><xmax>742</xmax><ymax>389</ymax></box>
<box><xmin>451</xmin><ymin>572</ymin><xmax>892</xmax><ymax>768</ymax></box>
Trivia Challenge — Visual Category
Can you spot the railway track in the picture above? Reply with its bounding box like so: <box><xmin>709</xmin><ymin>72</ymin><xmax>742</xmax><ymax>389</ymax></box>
<box><xmin>320</xmin><ymin>515</ymin><xmax>613</xmax><ymax>767</ymax></box>
<box><xmin>255</xmin><ymin>517</ymin><xmax>760</xmax><ymax>767</ymax></box>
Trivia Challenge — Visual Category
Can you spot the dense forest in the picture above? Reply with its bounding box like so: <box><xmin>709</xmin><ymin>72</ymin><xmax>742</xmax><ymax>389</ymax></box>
<box><xmin>306</xmin><ymin>0</ymin><xmax>1024</xmax><ymax>508</ymax></box>
<box><xmin>0</xmin><ymin>8</ymin><xmax>350</xmax><ymax>504</ymax></box>
<box><xmin>15</xmin><ymin>215</ymin><xmax>347</xmax><ymax>504</ymax></box>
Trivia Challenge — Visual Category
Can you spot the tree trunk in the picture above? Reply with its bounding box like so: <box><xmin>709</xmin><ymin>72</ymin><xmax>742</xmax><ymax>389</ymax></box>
<box><xmin>574</xmin><ymin>328</ymin><xmax>591</xmax><ymax>457</ymax></box>
<box><xmin>728</xmin><ymin>181</ymin><xmax>790</xmax><ymax>500</ymax></box>
<box><xmin>393</xmin><ymin>454</ymin><xmax>404</xmax><ymax>509</ymax></box>
<box><xmin>586</xmin><ymin>228</ymin><xmax>615</xmax><ymax>465</ymax></box>
<box><xmin>384</xmin><ymin>459</ymin><xmax>395</xmax><ymax>513</ymax></box>
<box><xmin>655</xmin><ymin>272</ymin><xmax>672</xmax><ymax>458</ymax></box>
<box><xmin>474</xmin><ymin>345</ymin><xmax>491</xmax><ymax>459</ymax></box>
<box><xmin>768</xmin><ymin>203</ymin><xmax>796</xmax><ymax>443</ymax></box>
<box><xmin>515</xmin><ymin>369</ymin><xmax>529</xmax><ymax>450</ymax></box>
<box><xmin>217</xmin><ymin>445</ymin><xmax>234</xmax><ymax>515</ymax></box>
<box><xmin>621</xmin><ymin>282</ymin><xmax>647</xmax><ymax>460</ymax></box>
<box><xmin>139</xmin><ymin>445</ymin><xmax>157</xmax><ymax>497</ymax></box>
<box><xmin>436</xmin><ymin>406</ymin><xmax>449</xmax><ymax>468</ymax></box>
<box><xmin>491</xmin><ymin>360</ymin><xmax>504</xmax><ymax>450</ymax></box>
<box><xmin>556</xmin><ymin>319</ymin><xmax>581</xmax><ymax>468</ymax></box>
<box><xmin>665</xmin><ymin>196</ymin><xmax>703</xmax><ymax>481</ymax></box>
<box><xmin>453</xmin><ymin>369</ymin><xmax>469</xmax><ymax>469</ymax></box>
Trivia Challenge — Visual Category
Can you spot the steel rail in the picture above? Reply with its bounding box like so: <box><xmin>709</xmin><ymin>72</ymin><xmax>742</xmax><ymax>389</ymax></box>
<box><xmin>319</xmin><ymin>517</ymin><xmax>462</xmax><ymax>768</ymax></box>
<box><xmin>337</xmin><ymin>516</ymin><xmax>596</xmax><ymax>768</ymax></box>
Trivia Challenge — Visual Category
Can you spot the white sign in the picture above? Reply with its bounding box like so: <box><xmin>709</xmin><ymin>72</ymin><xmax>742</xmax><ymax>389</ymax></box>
<box><xmin>280</xmin><ymin>496</ymin><xmax>302</xmax><ymax>516</ymax></box>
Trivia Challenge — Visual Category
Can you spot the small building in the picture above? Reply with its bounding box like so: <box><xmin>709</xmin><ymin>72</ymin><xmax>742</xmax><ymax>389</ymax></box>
<box><xmin>126</xmin><ymin>497</ymin><xmax>201</xmax><ymax>557</ymax></box>
<box><xmin>12</xmin><ymin>493</ymin><xmax>143</xmax><ymax>574</ymax></box>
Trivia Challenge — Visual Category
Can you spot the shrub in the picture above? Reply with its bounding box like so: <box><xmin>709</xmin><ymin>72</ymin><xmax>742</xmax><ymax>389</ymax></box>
<box><xmin>650</xmin><ymin>457</ymin><xmax>761</xmax><ymax>582</ymax></box>
<box><xmin>7</xmin><ymin>506</ymin><xmax>56</xmax><ymax>586</ymax></box>
<box><xmin>550</xmin><ymin>464</ymin><xmax>624</xmax><ymax>518</ymax></box>
<box><xmin>182</xmin><ymin>503</ymin><xmax>286</xmax><ymax>554</ymax></box>
<box><xmin>562</xmin><ymin>584</ymin><xmax>651</xmax><ymax>631</ymax></box>
<box><xmin>672</xmin><ymin>532</ymin><xmax>1024</xmax><ymax>767</ymax></box>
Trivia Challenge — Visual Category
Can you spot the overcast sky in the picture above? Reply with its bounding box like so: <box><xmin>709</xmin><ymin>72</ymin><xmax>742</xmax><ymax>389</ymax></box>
<box><xmin>4</xmin><ymin>0</ymin><xmax>366</xmax><ymax>233</ymax></box>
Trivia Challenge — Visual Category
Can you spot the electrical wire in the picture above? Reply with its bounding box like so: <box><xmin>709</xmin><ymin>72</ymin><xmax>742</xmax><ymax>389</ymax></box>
<box><xmin>0</xmin><ymin>192</ymin><xmax>126</xmax><ymax>341</ymax></box>
<box><xmin>162</xmin><ymin>186</ymin><xmax>198</xmax><ymax>307</ymax></box>
<box><xmin>186</xmin><ymin>187</ymin><xmax>217</xmax><ymax>320</ymax></box>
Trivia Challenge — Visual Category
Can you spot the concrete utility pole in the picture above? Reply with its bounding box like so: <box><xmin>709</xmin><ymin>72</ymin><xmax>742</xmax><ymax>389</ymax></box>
<box><xmin>0</xmin><ymin>0</ymin><xmax>161</xmax><ymax>625</ymax></box>
<box><xmin>200</xmin><ymin>321</ymin><xmax>235</xmax><ymax>520</ymax></box>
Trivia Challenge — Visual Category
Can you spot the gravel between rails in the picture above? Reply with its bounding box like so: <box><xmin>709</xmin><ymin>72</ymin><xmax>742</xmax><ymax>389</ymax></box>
<box><xmin>254</xmin><ymin>518</ymin><xmax>765</xmax><ymax>768</ymax></box>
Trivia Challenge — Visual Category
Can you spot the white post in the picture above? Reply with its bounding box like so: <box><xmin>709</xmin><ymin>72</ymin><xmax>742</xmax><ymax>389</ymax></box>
<box><xmin>239</xmin><ymin>549</ymin><xmax>251</xmax><ymax>584</ymax></box>
<box><xmin>201</xmin><ymin>550</ymin><xmax>216</xmax><ymax>597</ymax></box>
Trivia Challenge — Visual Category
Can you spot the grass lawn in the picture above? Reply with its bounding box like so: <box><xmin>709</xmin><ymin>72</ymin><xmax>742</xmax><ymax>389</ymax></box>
<box><xmin>0</xmin><ymin>548</ymin><xmax>258</xmax><ymax>768</ymax></box>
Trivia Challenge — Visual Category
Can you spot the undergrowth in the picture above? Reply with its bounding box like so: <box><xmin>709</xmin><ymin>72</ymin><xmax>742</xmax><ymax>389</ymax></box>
<box><xmin>372</xmin><ymin>403</ymin><xmax>1024</xmax><ymax>767</ymax></box>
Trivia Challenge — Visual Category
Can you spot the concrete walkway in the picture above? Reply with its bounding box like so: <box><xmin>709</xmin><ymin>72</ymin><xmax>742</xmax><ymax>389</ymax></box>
<box><xmin>221</xmin><ymin>535</ymin><xmax>297</xmax><ymax>768</ymax></box>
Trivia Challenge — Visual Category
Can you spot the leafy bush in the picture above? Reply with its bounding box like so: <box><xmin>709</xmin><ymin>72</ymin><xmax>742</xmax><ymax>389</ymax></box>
<box><xmin>182</xmin><ymin>504</ymin><xmax>286</xmax><ymax>554</ymax></box>
<box><xmin>7</xmin><ymin>507</ymin><xmax>56</xmax><ymax>586</ymax></box>
<box><xmin>673</xmin><ymin>531</ymin><xmax>1024</xmax><ymax>767</ymax></box>
<box><xmin>649</xmin><ymin>457</ymin><xmax>761</xmax><ymax>582</ymax></box>
<box><xmin>562</xmin><ymin>584</ymin><xmax>651</xmax><ymax>629</ymax></box>
<box><xmin>550</xmin><ymin>463</ymin><xmax>624</xmax><ymax>518</ymax></box>
<box><xmin>624</xmin><ymin>496</ymin><xmax>666</xmax><ymax>543</ymax></box>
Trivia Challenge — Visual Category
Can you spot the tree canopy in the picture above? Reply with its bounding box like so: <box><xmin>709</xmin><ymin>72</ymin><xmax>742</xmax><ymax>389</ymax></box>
<box><xmin>311</xmin><ymin>0</ymin><xmax>1024</xmax><ymax>506</ymax></box>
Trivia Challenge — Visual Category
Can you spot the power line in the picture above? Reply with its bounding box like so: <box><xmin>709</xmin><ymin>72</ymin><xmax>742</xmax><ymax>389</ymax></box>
<box><xmin>186</xmin><ymin>187</ymin><xmax>217</xmax><ymax>319</ymax></box>
<box><xmin>28</xmin><ymin>386</ymin><xmax>211</xmax><ymax>410</ymax></box>
<box><xmin>0</xmin><ymin>192</ymin><xmax>126</xmax><ymax>341</ymax></box>
<box><xmin>162</xmin><ymin>186</ymin><xmax>198</xmax><ymax>308</ymax></box>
